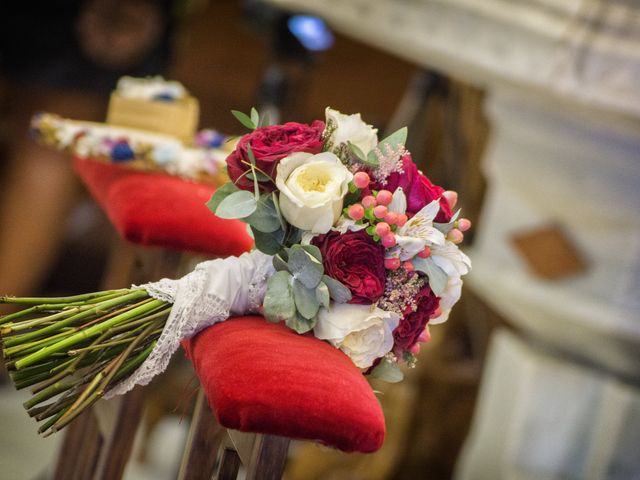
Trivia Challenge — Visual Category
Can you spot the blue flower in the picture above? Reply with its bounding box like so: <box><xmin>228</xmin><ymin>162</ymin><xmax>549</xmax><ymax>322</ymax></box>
<box><xmin>111</xmin><ymin>142</ymin><xmax>135</xmax><ymax>162</ymax></box>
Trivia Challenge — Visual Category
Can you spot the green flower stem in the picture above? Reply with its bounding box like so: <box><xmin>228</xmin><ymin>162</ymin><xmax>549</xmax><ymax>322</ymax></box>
<box><xmin>0</xmin><ymin>289</ymin><xmax>129</xmax><ymax>305</ymax></box>
<box><xmin>15</xmin><ymin>298</ymin><xmax>164</xmax><ymax>370</ymax></box>
<box><xmin>5</xmin><ymin>290</ymin><xmax>150</xmax><ymax>348</ymax></box>
<box><xmin>39</xmin><ymin>407</ymin><xmax>69</xmax><ymax>435</ymax></box>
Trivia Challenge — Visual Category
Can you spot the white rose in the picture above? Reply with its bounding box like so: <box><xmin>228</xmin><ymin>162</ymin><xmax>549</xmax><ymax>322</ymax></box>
<box><xmin>314</xmin><ymin>304</ymin><xmax>399</xmax><ymax>368</ymax></box>
<box><xmin>276</xmin><ymin>151</ymin><xmax>352</xmax><ymax>234</ymax></box>
<box><xmin>325</xmin><ymin>107</ymin><xmax>378</xmax><ymax>155</ymax></box>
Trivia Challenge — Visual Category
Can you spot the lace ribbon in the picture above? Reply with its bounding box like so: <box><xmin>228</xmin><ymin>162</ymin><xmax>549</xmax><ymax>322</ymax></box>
<box><xmin>105</xmin><ymin>250</ymin><xmax>274</xmax><ymax>398</ymax></box>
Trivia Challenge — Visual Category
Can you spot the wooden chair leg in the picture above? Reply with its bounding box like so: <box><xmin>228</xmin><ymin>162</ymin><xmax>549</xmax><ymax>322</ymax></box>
<box><xmin>54</xmin><ymin>411</ymin><xmax>103</xmax><ymax>480</ymax></box>
<box><xmin>216</xmin><ymin>446</ymin><xmax>242</xmax><ymax>480</ymax></box>
<box><xmin>227</xmin><ymin>430</ymin><xmax>290</xmax><ymax>480</ymax></box>
<box><xmin>178</xmin><ymin>388</ymin><xmax>226</xmax><ymax>480</ymax></box>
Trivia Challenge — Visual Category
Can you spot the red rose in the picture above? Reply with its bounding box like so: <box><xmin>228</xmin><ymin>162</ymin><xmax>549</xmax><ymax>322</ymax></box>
<box><xmin>393</xmin><ymin>284</ymin><xmax>439</xmax><ymax>351</ymax></box>
<box><xmin>226</xmin><ymin>120</ymin><xmax>325</xmax><ymax>192</ymax></box>
<box><xmin>368</xmin><ymin>154</ymin><xmax>452</xmax><ymax>222</ymax></box>
<box><xmin>312</xmin><ymin>230</ymin><xmax>386</xmax><ymax>305</ymax></box>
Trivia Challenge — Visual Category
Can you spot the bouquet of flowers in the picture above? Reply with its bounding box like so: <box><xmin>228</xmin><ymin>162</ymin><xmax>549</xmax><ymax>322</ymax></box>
<box><xmin>1</xmin><ymin>107</ymin><xmax>470</xmax><ymax>435</ymax></box>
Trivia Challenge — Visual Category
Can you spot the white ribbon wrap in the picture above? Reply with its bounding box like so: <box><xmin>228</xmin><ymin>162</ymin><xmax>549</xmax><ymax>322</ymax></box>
<box><xmin>105</xmin><ymin>250</ymin><xmax>274</xmax><ymax>398</ymax></box>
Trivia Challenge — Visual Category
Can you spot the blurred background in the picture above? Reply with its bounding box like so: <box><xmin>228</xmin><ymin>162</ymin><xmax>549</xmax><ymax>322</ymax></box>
<box><xmin>1</xmin><ymin>0</ymin><xmax>639</xmax><ymax>479</ymax></box>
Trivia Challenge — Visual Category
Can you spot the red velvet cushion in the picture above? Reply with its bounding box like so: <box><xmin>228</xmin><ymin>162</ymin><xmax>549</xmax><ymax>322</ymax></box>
<box><xmin>185</xmin><ymin>316</ymin><xmax>385</xmax><ymax>453</ymax></box>
<box><xmin>73</xmin><ymin>157</ymin><xmax>253</xmax><ymax>256</ymax></box>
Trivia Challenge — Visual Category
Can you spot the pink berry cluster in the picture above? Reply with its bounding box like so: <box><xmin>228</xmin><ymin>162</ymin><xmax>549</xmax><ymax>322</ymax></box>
<box><xmin>346</xmin><ymin>171</ymin><xmax>426</xmax><ymax>271</ymax></box>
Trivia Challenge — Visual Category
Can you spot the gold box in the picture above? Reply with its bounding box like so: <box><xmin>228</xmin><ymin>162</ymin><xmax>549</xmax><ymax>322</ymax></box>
<box><xmin>106</xmin><ymin>93</ymin><xmax>199</xmax><ymax>142</ymax></box>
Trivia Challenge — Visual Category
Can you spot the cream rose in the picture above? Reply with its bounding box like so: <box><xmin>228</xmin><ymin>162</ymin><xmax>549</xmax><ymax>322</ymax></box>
<box><xmin>276</xmin><ymin>151</ymin><xmax>352</xmax><ymax>234</ymax></box>
<box><xmin>314</xmin><ymin>304</ymin><xmax>399</xmax><ymax>368</ymax></box>
<box><xmin>325</xmin><ymin>107</ymin><xmax>378</xmax><ymax>155</ymax></box>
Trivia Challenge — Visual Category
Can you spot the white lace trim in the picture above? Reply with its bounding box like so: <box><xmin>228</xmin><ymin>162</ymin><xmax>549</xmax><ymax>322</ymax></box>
<box><xmin>105</xmin><ymin>250</ymin><xmax>274</xmax><ymax>398</ymax></box>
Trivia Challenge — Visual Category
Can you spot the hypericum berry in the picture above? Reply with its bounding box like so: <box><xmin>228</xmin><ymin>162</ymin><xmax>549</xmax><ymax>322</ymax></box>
<box><xmin>362</xmin><ymin>195</ymin><xmax>376</xmax><ymax>209</ymax></box>
<box><xmin>381</xmin><ymin>233</ymin><xmax>396</xmax><ymax>248</ymax></box>
<box><xmin>384</xmin><ymin>257</ymin><xmax>401</xmax><ymax>270</ymax></box>
<box><xmin>448</xmin><ymin>228</ymin><xmax>463</xmax><ymax>244</ymax></box>
<box><xmin>417</xmin><ymin>246</ymin><xmax>431</xmax><ymax>258</ymax></box>
<box><xmin>384</xmin><ymin>212</ymin><xmax>398</xmax><ymax>225</ymax></box>
<box><xmin>409</xmin><ymin>343</ymin><xmax>421</xmax><ymax>355</ymax></box>
<box><xmin>457</xmin><ymin>218</ymin><xmax>472</xmax><ymax>232</ymax></box>
<box><xmin>348</xmin><ymin>204</ymin><xmax>365</xmax><ymax>220</ymax></box>
<box><xmin>443</xmin><ymin>190</ymin><xmax>458</xmax><ymax>209</ymax></box>
<box><xmin>403</xmin><ymin>261</ymin><xmax>414</xmax><ymax>272</ymax></box>
<box><xmin>376</xmin><ymin>189</ymin><xmax>393</xmax><ymax>206</ymax></box>
<box><xmin>373</xmin><ymin>205</ymin><xmax>388</xmax><ymax>219</ymax></box>
<box><xmin>396</xmin><ymin>213</ymin><xmax>408</xmax><ymax>227</ymax></box>
<box><xmin>418</xmin><ymin>327</ymin><xmax>431</xmax><ymax>343</ymax></box>
<box><xmin>353</xmin><ymin>172</ymin><xmax>371</xmax><ymax>189</ymax></box>
<box><xmin>375</xmin><ymin>222</ymin><xmax>391</xmax><ymax>236</ymax></box>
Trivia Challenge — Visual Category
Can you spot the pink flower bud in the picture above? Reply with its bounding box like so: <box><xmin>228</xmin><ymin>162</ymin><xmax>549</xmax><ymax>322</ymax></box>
<box><xmin>417</xmin><ymin>246</ymin><xmax>431</xmax><ymax>258</ymax></box>
<box><xmin>396</xmin><ymin>213</ymin><xmax>408</xmax><ymax>227</ymax></box>
<box><xmin>384</xmin><ymin>212</ymin><xmax>398</xmax><ymax>225</ymax></box>
<box><xmin>375</xmin><ymin>222</ymin><xmax>391</xmax><ymax>236</ymax></box>
<box><xmin>362</xmin><ymin>195</ymin><xmax>376</xmax><ymax>209</ymax></box>
<box><xmin>418</xmin><ymin>327</ymin><xmax>431</xmax><ymax>343</ymax></box>
<box><xmin>373</xmin><ymin>205</ymin><xmax>388</xmax><ymax>219</ymax></box>
<box><xmin>409</xmin><ymin>343</ymin><xmax>421</xmax><ymax>355</ymax></box>
<box><xmin>353</xmin><ymin>172</ymin><xmax>370</xmax><ymax>189</ymax></box>
<box><xmin>448</xmin><ymin>228</ymin><xmax>463</xmax><ymax>244</ymax></box>
<box><xmin>381</xmin><ymin>233</ymin><xmax>396</xmax><ymax>248</ymax></box>
<box><xmin>457</xmin><ymin>218</ymin><xmax>472</xmax><ymax>232</ymax></box>
<box><xmin>384</xmin><ymin>257</ymin><xmax>401</xmax><ymax>270</ymax></box>
<box><xmin>348</xmin><ymin>204</ymin><xmax>365</xmax><ymax>220</ymax></box>
<box><xmin>442</xmin><ymin>190</ymin><xmax>458</xmax><ymax>209</ymax></box>
<box><xmin>376</xmin><ymin>190</ymin><xmax>393</xmax><ymax>206</ymax></box>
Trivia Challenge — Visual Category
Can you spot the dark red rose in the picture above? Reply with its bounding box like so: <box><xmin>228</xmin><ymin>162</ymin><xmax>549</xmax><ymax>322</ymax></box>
<box><xmin>367</xmin><ymin>154</ymin><xmax>452</xmax><ymax>222</ymax></box>
<box><xmin>226</xmin><ymin>120</ymin><xmax>324</xmax><ymax>192</ymax></box>
<box><xmin>312</xmin><ymin>230</ymin><xmax>386</xmax><ymax>305</ymax></box>
<box><xmin>393</xmin><ymin>284</ymin><xmax>439</xmax><ymax>351</ymax></box>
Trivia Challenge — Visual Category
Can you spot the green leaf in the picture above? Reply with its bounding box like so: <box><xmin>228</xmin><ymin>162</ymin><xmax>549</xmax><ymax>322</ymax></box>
<box><xmin>322</xmin><ymin>275</ymin><xmax>352</xmax><ymax>303</ymax></box>
<box><xmin>300</xmin><ymin>244</ymin><xmax>322</xmax><ymax>263</ymax></box>
<box><xmin>231</xmin><ymin>110</ymin><xmax>256</xmax><ymax>130</ymax></box>
<box><xmin>272</xmin><ymin>192</ymin><xmax>286</xmax><ymax>231</ymax></box>
<box><xmin>434</xmin><ymin>209</ymin><xmax>461</xmax><ymax>234</ymax></box>
<box><xmin>316</xmin><ymin>282</ymin><xmax>330</xmax><ymax>309</ymax></box>
<box><xmin>250</xmin><ymin>107</ymin><xmax>259</xmax><ymax>127</ymax></box>
<box><xmin>252</xmin><ymin>227</ymin><xmax>285</xmax><ymax>255</ymax></box>
<box><xmin>246</xmin><ymin>195</ymin><xmax>281</xmax><ymax>233</ymax></box>
<box><xmin>285</xmin><ymin>312</ymin><xmax>316</xmax><ymax>334</ymax></box>
<box><xmin>247</xmin><ymin>171</ymin><xmax>271</xmax><ymax>182</ymax></box>
<box><xmin>288</xmin><ymin>245</ymin><xmax>323</xmax><ymax>289</ymax></box>
<box><xmin>412</xmin><ymin>257</ymin><xmax>448</xmax><ymax>296</ymax></box>
<box><xmin>215</xmin><ymin>190</ymin><xmax>257</xmax><ymax>219</ymax></box>
<box><xmin>206</xmin><ymin>182</ymin><xmax>239</xmax><ymax>214</ymax></box>
<box><xmin>263</xmin><ymin>271</ymin><xmax>296</xmax><ymax>323</ymax></box>
<box><xmin>258</xmin><ymin>111</ymin><xmax>271</xmax><ymax>128</ymax></box>
<box><xmin>347</xmin><ymin>141</ymin><xmax>367</xmax><ymax>162</ymax></box>
<box><xmin>273</xmin><ymin>253</ymin><xmax>289</xmax><ymax>272</ymax></box>
<box><xmin>369</xmin><ymin>359</ymin><xmax>404</xmax><ymax>383</ymax></box>
<box><xmin>293</xmin><ymin>279</ymin><xmax>320</xmax><ymax>319</ymax></box>
<box><xmin>378</xmin><ymin>126</ymin><xmax>407</xmax><ymax>150</ymax></box>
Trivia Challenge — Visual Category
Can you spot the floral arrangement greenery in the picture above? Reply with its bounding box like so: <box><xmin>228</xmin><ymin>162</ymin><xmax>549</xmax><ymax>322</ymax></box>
<box><xmin>1</xmin><ymin>107</ymin><xmax>470</xmax><ymax>434</ymax></box>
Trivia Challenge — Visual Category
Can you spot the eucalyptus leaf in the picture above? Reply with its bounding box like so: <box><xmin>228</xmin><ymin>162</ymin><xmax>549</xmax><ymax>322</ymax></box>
<box><xmin>285</xmin><ymin>312</ymin><xmax>316</xmax><ymax>334</ymax></box>
<box><xmin>365</xmin><ymin>150</ymin><xmax>380</xmax><ymax>168</ymax></box>
<box><xmin>273</xmin><ymin>253</ymin><xmax>289</xmax><ymax>272</ymax></box>
<box><xmin>271</xmin><ymin>192</ymin><xmax>286</xmax><ymax>231</ymax></box>
<box><xmin>231</xmin><ymin>110</ymin><xmax>256</xmax><ymax>130</ymax></box>
<box><xmin>246</xmin><ymin>195</ymin><xmax>280</xmax><ymax>233</ymax></box>
<box><xmin>288</xmin><ymin>245</ymin><xmax>323</xmax><ymax>289</ymax></box>
<box><xmin>215</xmin><ymin>190</ymin><xmax>257</xmax><ymax>219</ymax></box>
<box><xmin>252</xmin><ymin>227</ymin><xmax>285</xmax><ymax>255</ymax></box>
<box><xmin>412</xmin><ymin>257</ymin><xmax>448</xmax><ymax>296</ymax></box>
<box><xmin>263</xmin><ymin>271</ymin><xmax>296</xmax><ymax>323</ymax></box>
<box><xmin>347</xmin><ymin>141</ymin><xmax>367</xmax><ymax>162</ymax></box>
<box><xmin>300</xmin><ymin>244</ymin><xmax>322</xmax><ymax>263</ymax></box>
<box><xmin>369</xmin><ymin>359</ymin><xmax>404</xmax><ymax>383</ymax></box>
<box><xmin>316</xmin><ymin>282</ymin><xmax>330</xmax><ymax>309</ymax></box>
<box><xmin>292</xmin><ymin>279</ymin><xmax>320</xmax><ymax>320</ymax></box>
<box><xmin>206</xmin><ymin>182</ymin><xmax>239</xmax><ymax>214</ymax></box>
<box><xmin>322</xmin><ymin>275</ymin><xmax>352</xmax><ymax>303</ymax></box>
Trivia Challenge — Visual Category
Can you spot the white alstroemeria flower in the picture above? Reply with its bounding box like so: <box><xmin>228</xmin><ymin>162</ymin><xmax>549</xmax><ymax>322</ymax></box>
<box><xmin>314</xmin><ymin>304</ymin><xmax>399</xmax><ymax>368</ymax></box>
<box><xmin>325</xmin><ymin>107</ymin><xmax>378</xmax><ymax>155</ymax></box>
<box><xmin>390</xmin><ymin>200</ymin><xmax>446</xmax><ymax>261</ymax></box>
<box><xmin>431</xmin><ymin>240</ymin><xmax>471</xmax><ymax>277</ymax></box>
<box><xmin>430</xmin><ymin>275</ymin><xmax>463</xmax><ymax>325</ymax></box>
<box><xmin>276</xmin><ymin>151</ymin><xmax>353</xmax><ymax>234</ymax></box>
<box><xmin>387</xmin><ymin>187</ymin><xmax>407</xmax><ymax>215</ymax></box>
